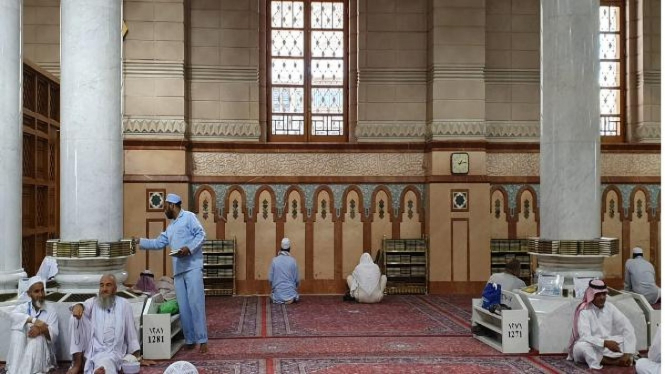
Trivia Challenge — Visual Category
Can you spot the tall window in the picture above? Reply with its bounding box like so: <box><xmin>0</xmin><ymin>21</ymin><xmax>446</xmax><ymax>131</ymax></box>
<box><xmin>599</xmin><ymin>1</ymin><xmax>624</xmax><ymax>141</ymax></box>
<box><xmin>268</xmin><ymin>0</ymin><xmax>348</xmax><ymax>142</ymax></box>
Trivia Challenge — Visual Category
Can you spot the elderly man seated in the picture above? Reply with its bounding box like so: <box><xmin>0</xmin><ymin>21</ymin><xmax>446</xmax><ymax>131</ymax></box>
<box><xmin>345</xmin><ymin>252</ymin><xmax>387</xmax><ymax>303</ymax></box>
<box><xmin>268</xmin><ymin>238</ymin><xmax>300</xmax><ymax>304</ymax></box>
<box><xmin>6</xmin><ymin>276</ymin><xmax>58</xmax><ymax>374</ymax></box>
<box><xmin>624</xmin><ymin>247</ymin><xmax>660</xmax><ymax>304</ymax></box>
<box><xmin>567</xmin><ymin>279</ymin><xmax>637</xmax><ymax>369</ymax></box>
<box><xmin>67</xmin><ymin>274</ymin><xmax>153</xmax><ymax>374</ymax></box>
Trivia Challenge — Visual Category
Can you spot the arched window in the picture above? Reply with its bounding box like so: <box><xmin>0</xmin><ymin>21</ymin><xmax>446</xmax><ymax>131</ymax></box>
<box><xmin>599</xmin><ymin>0</ymin><xmax>625</xmax><ymax>142</ymax></box>
<box><xmin>267</xmin><ymin>0</ymin><xmax>348</xmax><ymax>142</ymax></box>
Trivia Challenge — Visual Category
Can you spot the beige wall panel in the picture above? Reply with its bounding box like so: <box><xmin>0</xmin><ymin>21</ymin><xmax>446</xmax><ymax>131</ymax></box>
<box><xmin>285</xmin><ymin>191</ymin><xmax>306</xmax><ymax>281</ymax></box>
<box><xmin>371</xmin><ymin>190</ymin><xmax>392</xmax><ymax>258</ymax></box>
<box><xmin>313</xmin><ymin>194</ymin><xmax>335</xmax><ymax>280</ymax></box>
<box><xmin>467</xmin><ymin>184</ymin><xmax>491</xmax><ymax>281</ymax></box>
<box><xmin>225</xmin><ymin>190</ymin><xmax>247</xmax><ymax>280</ymax></box>
<box><xmin>399</xmin><ymin>190</ymin><xmax>422</xmax><ymax>239</ymax></box>
<box><xmin>254</xmin><ymin>191</ymin><xmax>276</xmax><ymax>280</ymax></box>
<box><xmin>515</xmin><ymin>190</ymin><xmax>538</xmax><ymax>239</ymax></box>
<box><xmin>601</xmin><ymin>190</ymin><xmax>623</xmax><ymax>278</ymax></box>
<box><xmin>124</xmin><ymin>150</ymin><xmax>186</xmax><ymax>175</ymax></box>
<box><xmin>451</xmin><ymin>219</ymin><xmax>469</xmax><ymax>281</ymax></box>
<box><xmin>490</xmin><ymin>190</ymin><xmax>509</xmax><ymax>239</ymax></box>
<box><xmin>629</xmin><ymin>190</ymin><xmax>652</xmax><ymax>260</ymax></box>
<box><xmin>196</xmin><ymin>190</ymin><xmax>217</xmax><ymax>240</ymax></box>
<box><xmin>148</xmin><ymin>220</ymin><xmax>169</xmax><ymax>277</ymax></box>
<box><xmin>428</xmin><ymin>184</ymin><xmax>451</xmax><ymax>281</ymax></box>
<box><xmin>342</xmin><ymin>191</ymin><xmax>364</xmax><ymax>277</ymax></box>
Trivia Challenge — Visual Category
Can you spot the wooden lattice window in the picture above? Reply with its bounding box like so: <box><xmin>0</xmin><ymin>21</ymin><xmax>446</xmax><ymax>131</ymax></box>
<box><xmin>268</xmin><ymin>0</ymin><xmax>348</xmax><ymax>142</ymax></box>
<box><xmin>599</xmin><ymin>1</ymin><xmax>625</xmax><ymax>142</ymax></box>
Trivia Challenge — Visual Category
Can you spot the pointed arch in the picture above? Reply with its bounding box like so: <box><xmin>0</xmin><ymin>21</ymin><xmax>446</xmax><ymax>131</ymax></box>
<box><xmin>252</xmin><ymin>185</ymin><xmax>278</xmax><ymax>222</ymax></box>
<box><xmin>490</xmin><ymin>186</ymin><xmax>509</xmax><ymax>222</ymax></box>
<box><xmin>601</xmin><ymin>185</ymin><xmax>625</xmax><ymax>221</ymax></box>
<box><xmin>223</xmin><ymin>185</ymin><xmax>249</xmax><ymax>223</ymax></box>
<box><xmin>192</xmin><ymin>184</ymin><xmax>217</xmax><ymax>218</ymax></box>
<box><xmin>312</xmin><ymin>185</ymin><xmax>337</xmax><ymax>222</ymax></box>
<box><xmin>369</xmin><ymin>185</ymin><xmax>395</xmax><ymax>223</ymax></box>
<box><xmin>283</xmin><ymin>185</ymin><xmax>307</xmax><ymax>222</ymax></box>
<box><xmin>341</xmin><ymin>185</ymin><xmax>366</xmax><ymax>223</ymax></box>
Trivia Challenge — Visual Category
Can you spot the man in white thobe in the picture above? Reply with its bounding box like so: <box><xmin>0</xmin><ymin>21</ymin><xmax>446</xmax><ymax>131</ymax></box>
<box><xmin>636</xmin><ymin>327</ymin><xmax>661</xmax><ymax>374</ymax></box>
<box><xmin>624</xmin><ymin>247</ymin><xmax>660</xmax><ymax>304</ymax></box>
<box><xmin>567</xmin><ymin>279</ymin><xmax>637</xmax><ymax>369</ymax></box>
<box><xmin>6</xmin><ymin>276</ymin><xmax>58</xmax><ymax>374</ymax></box>
<box><xmin>346</xmin><ymin>252</ymin><xmax>387</xmax><ymax>303</ymax></box>
<box><xmin>487</xmin><ymin>259</ymin><xmax>526</xmax><ymax>291</ymax></box>
<box><xmin>67</xmin><ymin>274</ymin><xmax>146</xmax><ymax>374</ymax></box>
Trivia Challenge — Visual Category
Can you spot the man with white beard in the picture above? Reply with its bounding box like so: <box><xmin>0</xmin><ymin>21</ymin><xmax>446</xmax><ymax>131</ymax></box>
<box><xmin>6</xmin><ymin>276</ymin><xmax>58</xmax><ymax>374</ymax></box>
<box><xmin>67</xmin><ymin>274</ymin><xmax>151</xmax><ymax>374</ymax></box>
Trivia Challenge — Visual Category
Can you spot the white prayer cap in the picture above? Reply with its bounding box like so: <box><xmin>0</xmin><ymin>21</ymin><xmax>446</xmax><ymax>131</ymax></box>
<box><xmin>165</xmin><ymin>193</ymin><xmax>182</xmax><ymax>204</ymax></box>
<box><xmin>633</xmin><ymin>247</ymin><xmax>644</xmax><ymax>255</ymax></box>
<box><xmin>27</xmin><ymin>276</ymin><xmax>45</xmax><ymax>291</ymax></box>
<box><xmin>281</xmin><ymin>237</ymin><xmax>291</xmax><ymax>250</ymax></box>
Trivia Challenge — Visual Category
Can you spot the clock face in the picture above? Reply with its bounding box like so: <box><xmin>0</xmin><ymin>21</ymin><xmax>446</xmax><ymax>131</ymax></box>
<box><xmin>451</xmin><ymin>153</ymin><xmax>469</xmax><ymax>174</ymax></box>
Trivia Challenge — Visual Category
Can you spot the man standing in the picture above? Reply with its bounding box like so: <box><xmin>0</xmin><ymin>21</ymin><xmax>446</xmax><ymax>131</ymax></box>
<box><xmin>487</xmin><ymin>259</ymin><xmax>526</xmax><ymax>291</ymax></box>
<box><xmin>624</xmin><ymin>247</ymin><xmax>660</xmax><ymax>304</ymax></box>
<box><xmin>7</xmin><ymin>276</ymin><xmax>58</xmax><ymax>374</ymax></box>
<box><xmin>136</xmin><ymin>193</ymin><xmax>208</xmax><ymax>353</ymax></box>
<box><xmin>568</xmin><ymin>279</ymin><xmax>637</xmax><ymax>369</ymax></box>
<box><xmin>68</xmin><ymin>274</ymin><xmax>150</xmax><ymax>374</ymax></box>
<box><xmin>269</xmin><ymin>238</ymin><xmax>300</xmax><ymax>304</ymax></box>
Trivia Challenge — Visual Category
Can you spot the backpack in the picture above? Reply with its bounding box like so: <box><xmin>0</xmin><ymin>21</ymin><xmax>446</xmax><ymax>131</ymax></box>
<box><xmin>481</xmin><ymin>282</ymin><xmax>502</xmax><ymax>310</ymax></box>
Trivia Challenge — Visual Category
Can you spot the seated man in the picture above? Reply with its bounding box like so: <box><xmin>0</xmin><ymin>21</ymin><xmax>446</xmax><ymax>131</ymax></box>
<box><xmin>624</xmin><ymin>247</ymin><xmax>660</xmax><ymax>304</ymax></box>
<box><xmin>567</xmin><ymin>279</ymin><xmax>637</xmax><ymax>369</ymax></box>
<box><xmin>345</xmin><ymin>252</ymin><xmax>387</xmax><ymax>303</ymax></box>
<box><xmin>636</xmin><ymin>326</ymin><xmax>660</xmax><ymax>374</ymax></box>
<box><xmin>268</xmin><ymin>238</ymin><xmax>300</xmax><ymax>304</ymax></box>
<box><xmin>487</xmin><ymin>259</ymin><xmax>526</xmax><ymax>291</ymax></box>
<box><xmin>7</xmin><ymin>276</ymin><xmax>58</xmax><ymax>374</ymax></box>
<box><xmin>67</xmin><ymin>274</ymin><xmax>152</xmax><ymax>374</ymax></box>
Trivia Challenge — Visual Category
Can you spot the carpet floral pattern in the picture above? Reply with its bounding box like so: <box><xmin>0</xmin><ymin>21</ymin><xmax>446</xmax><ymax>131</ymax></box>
<box><xmin>268</xmin><ymin>295</ymin><xmax>470</xmax><ymax>337</ymax></box>
<box><xmin>1</xmin><ymin>295</ymin><xmax>645</xmax><ymax>373</ymax></box>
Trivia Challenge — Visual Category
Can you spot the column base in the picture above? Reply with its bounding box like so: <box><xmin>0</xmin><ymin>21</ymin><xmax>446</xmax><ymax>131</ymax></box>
<box><xmin>54</xmin><ymin>256</ymin><xmax>130</xmax><ymax>293</ymax></box>
<box><xmin>0</xmin><ymin>269</ymin><xmax>28</xmax><ymax>293</ymax></box>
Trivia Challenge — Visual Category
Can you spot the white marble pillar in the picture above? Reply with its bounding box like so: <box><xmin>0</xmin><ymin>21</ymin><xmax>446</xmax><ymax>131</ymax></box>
<box><xmin>60</xmin><ymin>0</ymin><xmax>123</xmax><ymax>242</ymax></box>
<box><xmin>540</xmin><ymin>0</ymin><xmax>601</xmax><ymax>240</ymax></box>
<box><xmin>0</xmin><ymin>0</ymin><xmax>28</xmax><ymax>291</ymax></box>
<box><xmin>58</xmin><ymin>1</ymin><xmax>125</xmax><ymax>291</ymax></box>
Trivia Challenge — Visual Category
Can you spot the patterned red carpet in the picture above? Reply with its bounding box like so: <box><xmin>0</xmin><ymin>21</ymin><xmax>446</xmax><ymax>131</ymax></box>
<box><xmin>1</xmin><ymin>295</ymin><xmax>639</xmax><ymax>373</ymax></box>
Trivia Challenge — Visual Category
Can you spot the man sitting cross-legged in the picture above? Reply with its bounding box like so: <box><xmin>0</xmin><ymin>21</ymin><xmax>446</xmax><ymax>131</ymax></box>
<box><xmin>67</xmin><ymin>273</ymin><xmax>154</xmax><ymax>374</ymax></box>
<box><xmin>6</xmin><ymin>276</ymin><xmax>58</xmax><ymax>374</ymax></box>
<box><xmin>567</xmin><ymin>279</ymin><xmax>637</xmax><ymax>369</ymax></box>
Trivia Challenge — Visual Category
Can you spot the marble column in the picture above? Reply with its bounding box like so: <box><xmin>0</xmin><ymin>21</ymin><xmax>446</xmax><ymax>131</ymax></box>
<box><xmin>0</xmin><ymin>0</ymin><xmax>28</xmax><ymax>291</ymax></box>
<box><xmin>540</xmin><ymin>0</ymin><xmax>601</xmax><ymax>240</ymax></box>
<box><xmin>59</xmin><ymin>1</ymin><xmax>126</xmax><ymax>291</ymax></box>
<box><xmin>60</xmin><ymin>0</ymin><xmax>122</xmax><ymax>242</ymax></box>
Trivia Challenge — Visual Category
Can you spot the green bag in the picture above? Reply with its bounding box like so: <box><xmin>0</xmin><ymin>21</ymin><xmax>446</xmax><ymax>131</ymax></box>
<box><xmin>158</xmin><ymin>299</ymin><xmax>179</xmax><ymax>315</ymax></box>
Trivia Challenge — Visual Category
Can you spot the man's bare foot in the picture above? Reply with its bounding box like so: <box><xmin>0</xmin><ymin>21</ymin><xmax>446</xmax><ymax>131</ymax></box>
<box><xmin>93</xmin><ymin>367</ymin><xmax>105</xmax><ymax>374</ymax></box>
<box><xmin>140</xmin><ymin>359</ymin><xmax>157</xmax><ymax>366</ymax></box>
<box><xmin>67</xmin><ymin>352</ymin><xmax>84</xmax><ymax>374</ymax></box>
<box><xmin>199</xmin><ymin>343</ymin><xmax>208</xmax><ymax>354</ymax></box>
<box><xmin>601</xmin><ymin>354</ymin><xmax>633</xmax><ymax>367</ymax></box>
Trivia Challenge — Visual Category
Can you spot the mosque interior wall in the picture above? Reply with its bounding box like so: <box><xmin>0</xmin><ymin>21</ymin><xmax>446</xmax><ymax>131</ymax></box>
<box><xmin>18</xmin><ymin>0</ymin><xmax>661</xmax><ymax>294</ymax></box>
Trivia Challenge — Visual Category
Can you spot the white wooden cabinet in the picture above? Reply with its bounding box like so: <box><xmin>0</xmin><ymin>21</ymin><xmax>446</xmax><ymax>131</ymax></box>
<box><xmin>471</xmin><ymin>290</ymin><xmax>529</xmax><ymax>354</ymax></box>
<box><xmin>141</xmin><ymin>297</ymin><xmax>184</xmax><ymax>359</ymax></box>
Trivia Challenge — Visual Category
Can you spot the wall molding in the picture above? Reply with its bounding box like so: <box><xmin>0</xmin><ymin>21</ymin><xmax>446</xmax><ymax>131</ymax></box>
<box><xmin>357</xmin><ymin>68</ymin><xmax>427</xmax><ymax>83</ymax></box>
<box><xmin>188</xmin><ymin>65</ymin><xmax>259</xmax><ymax>82</ymax></box>
<box><xmin>355</xmin><ymin>121</ymin><xmax>427</xmax><ymax>141</ymax></box>
<box><xmin>484</xmin><ymin>68</ymin><xmax>539</xmax><ymax>84</ymax></box>
<box><xmin>429</xmin><ymin>120</ymin><xmax>486</xmax><ymax>139</ymax></box>
<box><xmin>486</xmin><ymin>121</ymin><xmax>539</xmax><ymax>139</ymax></box>
<box><xmin>190</xmin><ymin>120</ymin><xmax>261</xmax><ymax>141</ymax></box>
<box><xmin>123</xmin><ymin>60</ymin><xmax>185</xmax><ymax>78</ymax></box>
<box><xmin>429</xmin><ymin>65</ymin><xmax>484</xmax><ymax>80</ymax></box>
<box><xmin>642</xmin><ymin>70</ymin><xmax>661</xmax><ymax>85</ymax></box>
<box><xmin>192</xmin><ymin>152</ymin><xmax>426</xmax><ymax>177</ymax></box>
<box><xmin>122</xmin><ymin>117</ymin><xmax>187</xmax><ymax>139</ymax></box>
<box><xmin>635</xmin><ymin>121</ymin><xmax>661</xmax><ymax>142</ymax></box>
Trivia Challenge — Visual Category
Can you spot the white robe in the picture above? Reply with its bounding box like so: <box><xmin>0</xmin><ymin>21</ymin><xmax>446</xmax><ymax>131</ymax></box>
<box><xmin>347</xmin><ymin>253</ymin><xmax>386</xmax><ymax>303</ymax></box>
<box><xmin>624</xmin><ymin>257</ymin><xmax>660</xmax><ymax>304</ymax></box>
<box><xmin>636</xmin><ymin>327</ymin><xmax>661</xmax><ymax>374</ymax></box>
<box><xmin>570</xmin><ymin>302</ymin><xmax>637</xmax><ymax>369</ymax></box>
<box><xmin>69</xmin><ymin>297</ymin><xmax>140</xmax><ymax>374</ymax></box>
<box><xmin>7</xmin><ymin>301</ymin><xmax>59</xmax><ymax>374</ymax></box>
